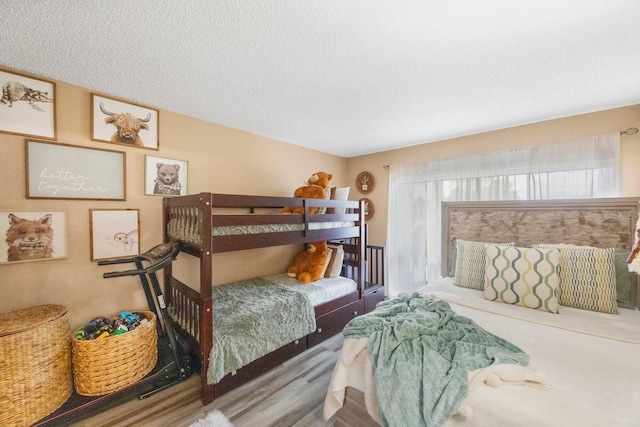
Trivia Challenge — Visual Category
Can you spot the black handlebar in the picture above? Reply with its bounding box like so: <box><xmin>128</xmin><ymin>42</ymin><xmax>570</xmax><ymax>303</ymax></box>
<box><xmin>99</xmin><ymin>243</ymin><xmax>179</xmax><ymax>278</ymax></box>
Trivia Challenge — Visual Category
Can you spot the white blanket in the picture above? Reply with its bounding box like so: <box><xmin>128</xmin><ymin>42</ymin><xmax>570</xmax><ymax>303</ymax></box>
<box><xmin>324</xmin><ymin>279</ymin><xmax>640</xmax><ymax>426</ymax></box>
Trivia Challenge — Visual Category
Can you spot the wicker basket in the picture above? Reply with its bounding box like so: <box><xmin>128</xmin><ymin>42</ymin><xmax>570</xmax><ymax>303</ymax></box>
<box><xmin>0</xmin><ymin>304</ymin><xmax>72</xmax><ymax>427</ymax></box>
<box><xmin>71</xmin><ymin>310</ymin><xmax>157</xmax><ymax>396</ymax></box>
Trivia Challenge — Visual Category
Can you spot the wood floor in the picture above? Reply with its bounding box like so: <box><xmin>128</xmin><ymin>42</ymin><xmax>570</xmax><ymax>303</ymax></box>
<box><xmin>70</xmin><ymin>334</ymin><xmax>344</xmax><ymax>427</ymax></box>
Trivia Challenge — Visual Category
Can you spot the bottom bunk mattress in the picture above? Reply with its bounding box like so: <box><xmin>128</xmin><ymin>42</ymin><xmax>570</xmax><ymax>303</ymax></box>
<box><xmin>324</xmin><ymin>278</ymin><xmax>640</xmax><ymax>427</ymax></box>
<box><xmin>209</xmin><ymin>273</ymin><xmax>357</xmax><ymax>384</ymax></box>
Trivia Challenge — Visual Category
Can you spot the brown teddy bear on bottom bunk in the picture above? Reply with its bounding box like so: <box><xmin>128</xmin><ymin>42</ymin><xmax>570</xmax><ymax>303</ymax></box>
<box><xmin>287</xmin><ymin>240</ymin><xmax>329</xmax><ymax>284</ymax></box>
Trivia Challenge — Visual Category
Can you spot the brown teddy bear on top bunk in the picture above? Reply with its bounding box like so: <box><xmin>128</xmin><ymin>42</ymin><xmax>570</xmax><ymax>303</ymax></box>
<box><xmin>280</xmin><ymin>171</ymin><xmax>333</xmax><ymax>214</ymax></box>
<box><xmin>287</xmin><ymin>240</ymin><xmax>329</xmax><ymax>284</ymax></box>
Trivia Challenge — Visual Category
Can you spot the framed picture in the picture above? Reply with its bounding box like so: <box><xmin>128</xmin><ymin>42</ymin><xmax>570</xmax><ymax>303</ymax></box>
<box><xmin>360</xmin><ymin>198</ymin><xmax>375</xmax><ymax>220</ymax></box>
<box><xmin>0</xmin><ymin>68</ymin><xmax>56</xmax><ymax>140</ymax></box>
<box><xmin>356</xmin><ymin>171</ymin><xmax>374</xmax><ymax>194</ymax></box>
<box><xmin>144</xmin><ymin>155</ymin><xmax>188</xmax><ymax>196</ymax></box>
<box><xmin>26</xmin><ymin>140</ymin><xmax>126</xmax><ymax>200</ymax></box>
<box><xmin>90</xmin><ymin>209</ymin><xmax>140</xmax><ymax>261</ymax></box>
<box><xmin>0</xmin><ymin>210</ymin><xmax>68</xmax><ymax>264</ymax></box>
<box><xmin>91</xmin><ymin>93</ymin><xmax>159</xmax><ymax>150</ymax></box>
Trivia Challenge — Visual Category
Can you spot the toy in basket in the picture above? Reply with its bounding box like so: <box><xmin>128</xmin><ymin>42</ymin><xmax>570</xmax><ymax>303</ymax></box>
<box><xmin>71</xmin><ymin>310</ymin><xmax>157</xmax><ymax>396</ymax></box>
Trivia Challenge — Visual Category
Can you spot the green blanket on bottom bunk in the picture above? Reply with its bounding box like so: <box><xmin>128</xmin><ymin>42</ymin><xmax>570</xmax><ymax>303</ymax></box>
<box><xmin>342</xmin><ymin>293</ymin><xmax>529</xmax><ymax>427</ymax></box>
<box><xmin>208</xmin><ymin>276</ymin><xmax>316</xmax><ymax>384</ymax></box>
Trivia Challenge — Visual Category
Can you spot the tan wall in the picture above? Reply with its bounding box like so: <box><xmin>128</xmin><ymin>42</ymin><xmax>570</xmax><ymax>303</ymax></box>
<box><xmin>0</xmin><ymin>71</ymin><xmax>348</xmax><ymax>329</ymax></box>
<box><xmin>347</xmin><ymin>105</ymin><xmax>640</xmax><ymax>246</ymax></box>
<box><xmin>3</xmin><ymin>66</ymin><xmax>639</xmax><ymax>329</ymax></box>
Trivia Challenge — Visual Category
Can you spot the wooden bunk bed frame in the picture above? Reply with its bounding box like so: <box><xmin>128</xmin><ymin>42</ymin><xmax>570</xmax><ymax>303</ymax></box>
<box><xmin>161</xmin><ymin>193</ymin><xmax>369</xmax><ymax>404</ymax></box>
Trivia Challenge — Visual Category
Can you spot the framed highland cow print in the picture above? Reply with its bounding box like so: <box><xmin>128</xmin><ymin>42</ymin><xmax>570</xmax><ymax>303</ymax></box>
<box><xmin>144</xmin><ymin>155</ymin><xmax>188</xmax><ymax>196</ymax></box>
<box><xmin>91</xmin><ymin>94</ymin><xmax>159</xmax><ymax>150</ymax></box>
<box><xmin>0</xmin><ymin>210</ymin><xmax>68</xmax><ymax>264</ymax></box>
<box><xmin>0</xmin><ymin>68</ymin><xmax>56</xmax><ymax>140</ymax></box>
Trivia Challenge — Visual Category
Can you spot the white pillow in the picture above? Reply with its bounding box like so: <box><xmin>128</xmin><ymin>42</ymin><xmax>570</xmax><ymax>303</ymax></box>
<box><xmin>328</xmin><ymin>187</ymin><xmax>350</xmax><ymax>214</ymax></box>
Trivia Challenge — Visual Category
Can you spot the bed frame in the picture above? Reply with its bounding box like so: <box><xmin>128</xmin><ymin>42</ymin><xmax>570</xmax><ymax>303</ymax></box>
<box><xmin>161</xmin><ymin>193</ymin><xmax>369</xmax><ymax>404</ymax></box>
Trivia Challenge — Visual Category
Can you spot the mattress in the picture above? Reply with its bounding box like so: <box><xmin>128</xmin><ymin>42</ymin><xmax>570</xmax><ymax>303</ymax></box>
<box><xmin>324</xmin><ymin>278</ymin><xmax>640</xmax><ymax>426</ymax></box>
<box><xmin>211</xmin><ymin>220</ymin><xmax>356</xmax><ymax>236</ymax></box>
<box><xmin>264</xmin><ymin>273</ymin><xmax>358</xmax><ymax>307</ymax></box>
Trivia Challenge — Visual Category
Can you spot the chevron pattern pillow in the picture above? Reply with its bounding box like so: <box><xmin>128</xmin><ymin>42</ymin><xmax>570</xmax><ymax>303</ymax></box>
<box><xmin>454</xmin><ymin>239</ymin><xmax>513</xmax><ymax>290</ymax></box>
<box><xmin>484</xmin><ymin>245</ymin><xmax>561</xmax><ymax>313</ymax></box>
<box><xmin>534</xmin><ymin>244</ymin><xmax>618</xmax><ymax>314</ymax></box>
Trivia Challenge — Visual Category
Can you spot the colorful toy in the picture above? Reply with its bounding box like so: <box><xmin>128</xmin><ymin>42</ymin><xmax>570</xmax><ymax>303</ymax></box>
<box><xmin>74</xmin><ymin>311</ymin><xmax>147</xmax><ymax>340</ymax></box>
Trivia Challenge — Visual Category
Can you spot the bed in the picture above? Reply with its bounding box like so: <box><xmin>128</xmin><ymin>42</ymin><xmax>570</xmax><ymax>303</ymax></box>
<box><xmin>324</xmin><ymin>197</ymin><xmax>640</xmax><ymax>427</ymax></box>
<box><xmin>161</xmin><ymin>192</ymin><xmax>383</xmax><ymax>404</ymax></box>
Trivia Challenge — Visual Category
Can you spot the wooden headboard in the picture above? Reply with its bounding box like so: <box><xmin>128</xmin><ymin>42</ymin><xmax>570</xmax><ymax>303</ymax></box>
<box><xmin>441</xmin><ymin>198</ymin><xmax>640</xmax><ymax>307</ymax></box>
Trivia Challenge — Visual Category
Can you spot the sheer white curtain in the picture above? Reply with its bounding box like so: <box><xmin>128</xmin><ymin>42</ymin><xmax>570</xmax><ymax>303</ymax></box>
<box><xmin>386</xmin><ymin>133</ymin><xmax>620</xmax><ymax>297</ymax></box>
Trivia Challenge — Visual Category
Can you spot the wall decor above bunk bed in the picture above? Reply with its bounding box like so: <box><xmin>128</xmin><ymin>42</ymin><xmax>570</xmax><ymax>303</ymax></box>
<box><xmin>162</xmin><ymin>192</ymin><xmax>378</xmax><ymax>404</ymax></box>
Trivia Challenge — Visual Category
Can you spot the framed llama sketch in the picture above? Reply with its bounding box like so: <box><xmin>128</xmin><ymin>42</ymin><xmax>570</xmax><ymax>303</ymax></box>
<box><xmin>90</xmin><ymin>209</ymin><xmax>140</xmax><ymax>261</ymax></box>
<box><xmin>0</xmin><ymin>210</ymin><xmax>68</xmax><ymax>264</ymax></box>
<box><xmin>0</xmin><ymin>68</ymin><xmax>56</xmax><ymax>140</ymax></box>
<box><xmin>144</xmin><ymin>155</ymin><xmax>188</xmax><ymax>196</ymax></box>
<box><xmin>26</xmin><ymin>140</ymin><xmax>126</xmax><ymax>200</ymax></box>
<box><xmin>91</xmin><ymin>93</ymin><xmax>159</xmax><ymax>150</ymax></box>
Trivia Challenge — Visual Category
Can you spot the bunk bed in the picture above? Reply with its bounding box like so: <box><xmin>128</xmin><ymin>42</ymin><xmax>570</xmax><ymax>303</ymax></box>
<box><xmin>161</xmin><ymin>192</ymin><xmax>376</xmax><ymax>404</ymax></box>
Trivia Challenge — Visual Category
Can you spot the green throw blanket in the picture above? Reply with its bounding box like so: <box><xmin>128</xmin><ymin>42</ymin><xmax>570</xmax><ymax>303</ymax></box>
<box><xmin>342</xmin><ymin>293</ymin><xmax>529</xmax><ymax>427</ymax></box>
<box><xmin>207</xmin><ymin>277</ymin><xmax>316</xmax><ymax>384</ymax></box>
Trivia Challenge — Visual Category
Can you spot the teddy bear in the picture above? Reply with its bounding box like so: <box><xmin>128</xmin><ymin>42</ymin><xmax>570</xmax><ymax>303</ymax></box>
<box><xmin>153</xmin><ymin>163</ymin><xmax>182</xmax><ymax>195</ymax></box>
<box><xmin>287</xmin><ymin>241</ymin><xmax>329</xmax><ymax>284</ymax></box>
<box><xmin>280</xmin><ymin>171</ymin><xmax>333</xmax><ymax>214</ymax></box>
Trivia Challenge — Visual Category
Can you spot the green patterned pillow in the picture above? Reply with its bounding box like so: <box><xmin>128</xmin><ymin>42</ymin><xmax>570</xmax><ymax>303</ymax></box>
<box><xmin>614</xmin><ymin>251</ymin><xmax>634</xmax><ymax>309</ymax></box>
<box><xmin>484</xmin><ymin>245</ymin><xmax>560</xmax><ymax>313</ymax></box>
<box><xmin>454</xmin><ymin>239</ymin><xmax>513</xmax><ymax>290</ymax></box>
<box><xmin>534</xmin><ymin>244</ymin><xmax>618</xmax><ymax>314</ymax></box>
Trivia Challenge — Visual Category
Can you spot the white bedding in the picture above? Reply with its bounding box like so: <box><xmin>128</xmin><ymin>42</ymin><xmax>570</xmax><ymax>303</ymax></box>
<box><xmin>324</xmin><ymin>278</ymin><xmax>640</xmax><ymax>426</ymax></box>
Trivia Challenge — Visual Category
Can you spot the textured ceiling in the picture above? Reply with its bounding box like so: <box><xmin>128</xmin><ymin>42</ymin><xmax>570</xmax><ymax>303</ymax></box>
<box><xmin>1</xmin><ymin>1</ymin><xmax>640</xmax><ymax>157</ymax></box>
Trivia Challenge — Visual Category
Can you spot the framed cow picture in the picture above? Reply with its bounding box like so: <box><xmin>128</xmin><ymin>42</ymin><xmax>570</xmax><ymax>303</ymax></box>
<box><xmin>91</xmin><ymin>94</ymin><xmax>159</xmax><ymax>150</ymax></box>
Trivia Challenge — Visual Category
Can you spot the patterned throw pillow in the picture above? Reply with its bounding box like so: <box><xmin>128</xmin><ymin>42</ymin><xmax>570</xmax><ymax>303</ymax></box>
<box><xmin>316</xmin><ymin>187</ymin><xmax>332</xmax><ymax>215</ymax></box>
<box><xmin>454</xmin><ymin>239</ymin><xmax>514</xmax><ymax>290</ymax></box>
<box><xmin>325</xmin><ymin>244</ymin><xmax>345</xmax><ymax>278</ymax></box>
<box><xmin>534</xmin><ymin>244</ymin><xmax>618</xmax><ymax>314</ymax></box>
<box><xmin>484</xmin><ymin>245</ymin><xmax>561</xmax><ymax>313</ymax></box>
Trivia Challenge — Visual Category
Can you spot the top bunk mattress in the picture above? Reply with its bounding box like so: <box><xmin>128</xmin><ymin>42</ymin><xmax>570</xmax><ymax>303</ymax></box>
<box><xmin>212</xmin><ymin>220</ymin><xmax>356</xmax><ymax>236</ymax></box>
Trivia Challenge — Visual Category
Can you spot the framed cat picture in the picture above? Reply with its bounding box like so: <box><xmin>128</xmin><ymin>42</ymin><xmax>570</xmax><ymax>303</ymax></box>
<box><xmin>144</xmin><ymin>155</ymin><xmax>188</xmax><ymax>196</ymax></box>
<box><xmin>0</xmin><ymin>210</ymin><xmax>68</xmax><ymax>264</ymax></box>
<box><xmin>89</xmin><ymin>209</ymin><xmax>140</xmax><ymax>261</ymax></box>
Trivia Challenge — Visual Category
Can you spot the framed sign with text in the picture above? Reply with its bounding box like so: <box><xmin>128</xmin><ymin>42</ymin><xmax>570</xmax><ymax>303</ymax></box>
<box><xmin>25</xmin><ymin>140</ymin><xmax>126</xmax><ymax>200</ymax></box>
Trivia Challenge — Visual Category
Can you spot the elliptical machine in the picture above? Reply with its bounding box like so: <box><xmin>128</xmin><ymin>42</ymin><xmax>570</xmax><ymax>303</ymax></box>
<box><xmin>98</xmin><ymin>242</ymin><xmax>191</xmax><ymax>398</ymax></box>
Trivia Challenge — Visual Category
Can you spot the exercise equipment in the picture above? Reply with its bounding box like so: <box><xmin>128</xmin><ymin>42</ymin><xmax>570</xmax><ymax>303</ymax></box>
<box><xmin>98</xmin><ymin>242</ymin><xmax>191</xmax><ymax>398</ymax></box>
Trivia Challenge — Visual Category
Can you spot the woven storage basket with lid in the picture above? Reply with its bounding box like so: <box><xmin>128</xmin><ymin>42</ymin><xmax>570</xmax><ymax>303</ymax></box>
<box><xmin>0</xmin><ymin>304</ymin><xmax>72</xmax><ymax>427</ymax></box>
<box><xmin>72</xmin><ymin>310</ymin><xmax>157</xmax><ymax>396</ymax></box>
